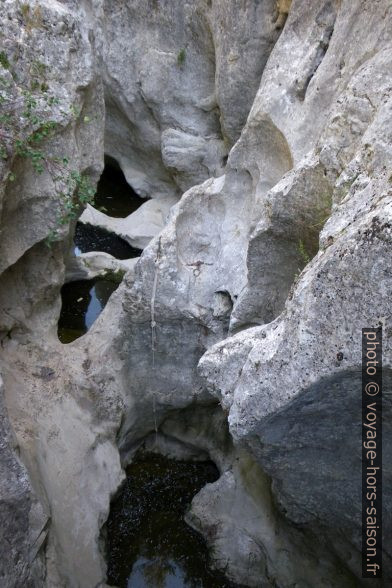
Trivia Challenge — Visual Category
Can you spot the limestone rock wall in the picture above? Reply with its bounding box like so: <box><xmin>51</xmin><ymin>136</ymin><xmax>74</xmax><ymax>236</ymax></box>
<box><xmin>92</xmin><ymin>0</ymin><xmax>392</xmax><ymax>585</ymax></box>
<box><xmin>102</xmin><ymin>0</ymin><xmax>283</xmax><ymax>198</ymax></box>
<box><xmin>0</xmin><ymin>376</ymin><xmax>47</xmax><ymax>587</ymax></box>
<box><xmin>0</xmin><ymin>0</ymin><xmax>104</xmax><ymax>336</ymax></box>
<box><xmin>0</xmin><ymin>0</ymin><xmax>391</xmax><ymax>587</ymax></box>
<box><xmin>0</xmin><ymin>2</ymin><xmax>123</xmax><ymax>587</ymax></box>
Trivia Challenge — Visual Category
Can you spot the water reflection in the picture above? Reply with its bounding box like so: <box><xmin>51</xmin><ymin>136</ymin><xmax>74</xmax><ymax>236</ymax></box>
<box><xmin>94</xmin><ymin>157</ymin><xmax>144</xmax><ymax>218</ymax></box>
<box><xmin>74</xmin><ymin>223</ymin><xmax>142</xmax><ymax>259</ymax></box>
<box><xmin>128</xmin><ymin>557</ymin><xmax>199</xmax><ymax>587</ymax></box>
<box><xmin>106</xmin><ymin>453</ymin><xmax>239</xmax><ymax>588</ymax></box>
<box><xmin>58</xmin><ymin>278</ymin><xmax>119</xmax><ymax>343</ymax></box>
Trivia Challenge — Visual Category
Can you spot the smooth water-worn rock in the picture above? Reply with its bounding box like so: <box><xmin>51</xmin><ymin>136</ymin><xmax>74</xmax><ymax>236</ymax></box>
<box><xmin>79</xmin><ymin>195</ymin><xmax>178</xmax><ymax>250</ymax></box>
<box><xmin>102</xmin><ymin>0</ymin><xmax>284</xmax><ymax>198</ymax></box>
<box><xmin>66</xmin><ymin>251</ymin><xmax>138</xmax><ymax>283</ymax></box>
<box><xmin>0</xmin><ymin>2</ymin><xmax>123</xmax><ymax>587</ymax></box>
<box><xmin>0</xmin><ymin>0</ymin><xmax>391</xmax><ymax>587</ymax></box>
<box><xmin>94</xmin><ymin>0</ymin><xmax>392</xmax><ymax>585</ymax></box>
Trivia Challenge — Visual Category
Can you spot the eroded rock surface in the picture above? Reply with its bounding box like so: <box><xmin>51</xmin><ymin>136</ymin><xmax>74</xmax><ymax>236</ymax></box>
<box><xmin>102</xmin><ymin>0</ymin><xmax>284</xmax><ymax>198</ymax></box>
<box><xmin>0</xmin><ymin>0</ymin><xmax>391</xmax><ymax>587</ymax></box>
<box><xmin>0</xmin><ymin>376</ymin><xmax>48</xmax><ymax>588</ymax></box>
<box><xmin>96</xmin><ymin>0</ymin><xmax>392</xmax><ymax>585</ymax></box>
<box><xmin>0</xmin><ymin>2</ymin><xmax>122</xmax><ymax>587</ymax></box>
<box><xmin>79</xmin><ymin>195</ymin><xmax>177</xmax><ymax>250</ymax></box>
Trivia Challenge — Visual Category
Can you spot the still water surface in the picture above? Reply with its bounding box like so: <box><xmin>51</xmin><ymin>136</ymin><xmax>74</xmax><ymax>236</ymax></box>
<box><xmin>106</xmin><ymin>453</ymin><xmax>240</xmax><ymax>588</ymax></box>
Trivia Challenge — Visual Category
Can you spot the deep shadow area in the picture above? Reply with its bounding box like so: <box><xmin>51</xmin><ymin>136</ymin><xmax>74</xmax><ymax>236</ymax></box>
<box><xmin>94</xmin><ymin>156</ymin><xmax>145</xmax><ymax>218</ymax></box>
<box><xmin>106</xmin><ymin>452</ymin><xmax>239</xmax><ymax>588</ymax></box>
<box><xmin>58</xmin><ymin>278</ymin><xmax>120</xmax><ymax>343</ymax></box>
<box><xmin>74</xmin><ymin>222</ymin><xmax>142</xmax><ymax>259</ymax></box>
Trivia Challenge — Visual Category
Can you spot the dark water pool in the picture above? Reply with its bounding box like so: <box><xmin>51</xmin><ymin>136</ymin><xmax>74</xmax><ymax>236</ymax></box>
<box><xmin>58</xmin><ymin>278</ymin><xmax>119</xmax><ymax>343</ymax></box>
<box><xmin>74</xmin><ymin>222</ymin><xmax>142</xmax><ymax>259</ymax></box>
<box><xmin>94</xmin><ymin>158</ymin><xmax>145</xmax><ymax>218</ymax></box>
<box><xmin>106</xmin><ymin>453</ymin><xmax>239</xmax><ymax>588</ymax></box>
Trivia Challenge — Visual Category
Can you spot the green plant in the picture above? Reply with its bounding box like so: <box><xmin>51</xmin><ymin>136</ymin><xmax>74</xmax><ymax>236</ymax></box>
<box><xmin>103</xmin><ymin>269</ymin><xmax>126</xmax><ymax>284</ymax></box>
<box><xmin>295</xmin><ymin>189</ymin><xmax>333</xmax><ymax>269</ymax></box>
<box><xmin>311</xmin><ymin>192</ymin><xmax>333</xmax><ymax>230</ymax></box>
<box><xmin>20</xmin><ymin>3</ymin><xmax>30</xmax><ymax>18</ymax></box>
<box><xmin>177</xmin><ymin>48</ymin><xmax>186</xmax><ymax>66</ymax></box>
<box><xmin>30</xmin><ymin>60</ymin><xmax>46</xmax><ymax>78</ymax></box>
<box><xmin>20</xmin><ymin>4</ymin><xmax>43</xmax><ymax>30</ymax></box>
<box><xmin>0</xmin><ymin>54</ymin><xmax>96</xmax><ymax>244</ymax></box>
<box><xmin>298</xmin><ymin>239</ymin><xmax>311</xmax><ymax>266</ymax></box>
<box><xmin>0</xmin><ymin>52</ymin><xmax>10</xmax><ymax>70</ymax></box>
<box><xmin>29</xmin><ymin>60</ymin><xmax>48</xmax><ymax>90</ymax></box>
<box><xmin>46</xmin><ymin>171</ymin><xmax>96</xmax><ymax>244</ymax></box>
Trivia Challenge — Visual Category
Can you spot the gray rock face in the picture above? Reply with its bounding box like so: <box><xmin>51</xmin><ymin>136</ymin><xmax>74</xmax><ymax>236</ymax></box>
<box><xmin>0</xmin><ymin>376</ymin><xmax>48</xmax><ymax>588</ymax></box>
<box><xmin>102</xmin><ymin>0</ymin><xmax>283</xmax><ymax>198</ymax></box>
<box><xmin>209</xmin><ymin>0</ymin><xmax>289</xmax><ymax>145</ymax></box>
<box><xmin>0</xmin><ymin>2</ymin><xmax>122</xmax><ymax>587</ymax></box>
<box><xmin>0</xmin><ymin>0</ymin><xmax>391</xmax><ymax>587</ymax></box>
<box><xmin>196</xmin><ymin>1</ymin><xmax>392</xmax><ymax>583</ymax></box>
<box><xmin>0</xmin><ymin>0</ymin><xmax>104</xmax><ymax>276</ymax></box>
<box><xmin>247</xmin><ymin>369</ymin><xmax>392</xmax><ymax>580</ymax></box>
<box><xmin>95</xmin><ymin>0</ymin><xmax>392</xmax><ymax>585</ymax></box>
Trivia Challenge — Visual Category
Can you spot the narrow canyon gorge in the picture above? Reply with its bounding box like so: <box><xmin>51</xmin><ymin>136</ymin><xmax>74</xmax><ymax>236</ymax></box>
<box><xmin>0</xmin><ymin>1</ymin><xmax>391</xmax><ymax>587</ymax></box>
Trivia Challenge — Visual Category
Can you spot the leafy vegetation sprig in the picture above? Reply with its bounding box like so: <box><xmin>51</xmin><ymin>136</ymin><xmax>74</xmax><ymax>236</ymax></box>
<box><xmin>0</xmin><ymin>51</ymin><xmax>95</xmax><ymax>244</ymax></box>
